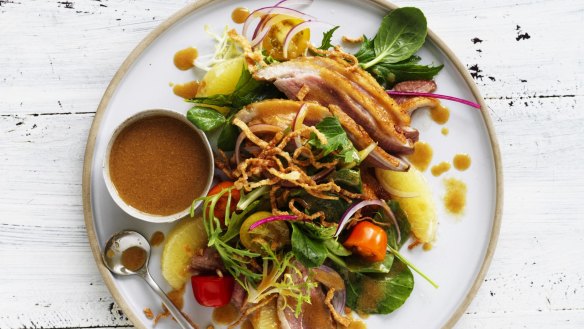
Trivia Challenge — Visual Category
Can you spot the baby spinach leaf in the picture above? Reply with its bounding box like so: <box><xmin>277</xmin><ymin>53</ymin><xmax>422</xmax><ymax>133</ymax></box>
<box><xmin>329</xmin><ymin>168</ymin><xmax>362</xmax><ymax>193</ymax></box>
<box><xmin>345</xmin><ymin>258</ymin><xmax>414</xmax><ymax>314</ymax></box>
<box><xmin>362</xmin><ymin>7</ymin><xmax>427</xmax><ymax>69</ymax></box>
<box><xmin>289</xmin><ymin>189</ymin><xmax>349</xmax><ymax>223</ymax></box>
<box><xmin>354</xmin><ymin>35</ymin><xmax>375</xmax><ymax>62</ymax></box>
<box><xmin>386</xmin><ymin>200</ymin><xmax>411</xmax><ymax>250</ymax></box>
<box><xmin>188</xmin><ymin>94</ymin><xmax>232</xmax><ymax>107</ymax></box>
<box><xmin>291</xmin><ymin>223</ymin><xmax>328</xmax><ymax>268</ymax></box>
<box><xmin>354</xmin><ymin>8</ymin><xmax>441</xmax><ymax>87</ymax></box>
<box><xmin>295</xmin><ymin>221</ymin><xmax>336</xmax><ymax>240</ymax></box>
<box><xmin>309</xmin><ymin>116</ymin><xmax>360</xmax><ymax>163</ymax></box>
<box><xmin>345</xmin><ymin>253</ymin><xmax>394</xmax><ymax>273</ymax></box>
<box><xmin>217</xmin><ymin>122</ymin><xmax>239</xmax><ymax>151</ymax></box>
<box><xmin>186</xmin><ymin>106</ymin><xmax>226</xmax><ymax>132</ymax></box>
<box><xmin>370</xmin><ymin>62</ymin><xmax>443</xmax><ymax>88</ymax></box>
<box><xmin>318</xmin><ymin>26</ymin><xmax>340</xmax><ymax>50</ymax></box>
<box><xmin>324</xmin><ymin>238</ymin><xmax>352</xmax><ymax>257</ymax></box>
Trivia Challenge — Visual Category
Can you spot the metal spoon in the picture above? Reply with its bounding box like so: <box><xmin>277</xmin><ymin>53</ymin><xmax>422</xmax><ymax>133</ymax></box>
<box><xmin>102</xmin><ymin>230</ymin><xmax>194</xmax><ymax>329</ymax></box>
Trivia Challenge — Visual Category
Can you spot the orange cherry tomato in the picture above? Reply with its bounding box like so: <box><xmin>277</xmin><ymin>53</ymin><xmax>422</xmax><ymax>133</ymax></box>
<box><xmin>207</xmin><ymin>181</ymin><xmax>241</xmax><ymax>222</ymax></box>
<box><xmin>343</xmin><ymin>221</ymin><xmax>388</xmax><ymax>262</ymax></box>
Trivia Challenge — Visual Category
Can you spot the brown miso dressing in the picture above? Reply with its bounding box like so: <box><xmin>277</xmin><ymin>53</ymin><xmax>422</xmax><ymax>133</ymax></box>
<box><xmin>212</xmin><ymin>303</ymin><xmax>239</xmax><ymax>325</ymax></box>
<box><xmin>172</xmin><ymin>80</ymin><xmax>200</xmax><ymax>99</ymax></box>
<box><xmin>165</xmin><ymin>287</ymin><xmax>185</xmax><ymax>310</ymax></box>
<box><xmin>430</xmin><ymin>105</ymin><xmax>450</xmax><ymax>124</ymax></box>
<box><xmin>231</xmin><ymin>7</ymin><xmax>250</xmax><ymax>24</ymax></box>
<box><xmin>121</xmin><ymin>246</ymin><xmax>147</xmax><ymax>271</ymax></box>
<box><xmin>356</xmin><ymin>277</ymin><xmax>384</xmax><ymax>314</ymax></box>
<box><xmin>303</xmin><ymin>298</ymin><xmax>335</xmax><ymax>328</ymax></box>
<box><xmin>453</xmin><ymin>153</ymin><xmax>472</xmax><ymax>171</ymax></box>
<box><xmin>174</xmin><ymin>47</ymin><xmax>198</xmax><ymax>70</ymax></box>
<box><xmin>150</xmin><ymin>231</ymin><xmax>165</xmax><ymax>247</ymax></box>
<box><xmin>444</xmin><ymin>178</ymin><xmax>467</xmax><ymax>215</ymax></box>
<box><xmin>431</xmin><ymin>161</ymin><xmax>451</xmax><ymax>177</ymax></box>
<box><xmin>109</xmin><ymin>116</ymin><xmax>210</xmax><ymax>216</ymax></box>
<box><xmin>407</xmin><ymin>141</ymin><xmax>433</xmax><ymax>172</ymax></box>
<box><xmin>441</xmin><ymin>127</ymin><xmax>449</xmax><ymax>135</ymax></box>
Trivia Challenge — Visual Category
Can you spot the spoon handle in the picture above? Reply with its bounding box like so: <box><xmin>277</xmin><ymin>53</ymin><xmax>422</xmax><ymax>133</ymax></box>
<box><xmin>141</xmin><ymin>272</ymin><xmax>195</xmax><ymax>329</ymax></box>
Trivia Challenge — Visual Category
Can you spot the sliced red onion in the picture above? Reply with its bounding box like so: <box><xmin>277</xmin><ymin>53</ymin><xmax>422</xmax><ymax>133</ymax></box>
<box><xmin>292</xmin><ymin>103</ymin><xmax>309</xmax><ymax>131</ymax></box>
<box><xmin>312</xmin><ymin>265</ymin><xmax>346</xmax><ymax>315</ymax></box>
<box><xmin>235</xmin><ymin>124</ymin><xmax>281</xmax><ymax>165</ymax></box>
<box><xmin>243</xmin><ymin>6</ymin><xmax>315</xmax><ymax>40</ymax></box>
<box><xmin>332</xmin><ymin>288</ymin><xmax>346</xmax><ymax>314</ymax></box>
<box><xmin>282</xmin><ymin>20</ymin><xmax>332</xmax><ymax>58</ymax></box>
<box><xmin>251</xmin><ymin>1</ymin><xmax>313</xmax><ymax>39</ymax></box>
<box><xmin>249</xmin><ymin>215</ymin><xmax>298</xmax><ymax>231</ymax></box>
<box><xmin>292</xmin><ymin>103</ymin><xmax>309</xmax><ymax>148</ymax></box>
<box><xmin>250</xmin><ymin>14</ymin><xmax>293</xmax><ymax>48</ymax></box>
<box><xmin>335</xmin><ymin>200</ymin><xmax>400</xmax><ymax>243</ymax></box>
<box><xmin>252</xmin><ymin>15</ymin><xmax>270</xmax><ymax>40</ymax></box>
<box><xmin>387</xmin><ymin>90</ymin><xmax>481</xmax><ymax>109</ymax></box>
<box><xmin>275</xmin><ymin>0</ymin><xmax>314</xmax><ymax>7</ymax></box>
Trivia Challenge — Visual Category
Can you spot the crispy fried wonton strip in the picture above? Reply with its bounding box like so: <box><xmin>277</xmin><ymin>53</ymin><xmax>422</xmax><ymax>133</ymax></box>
<box><xmin>325</xmin><ymin>288</ymin><xmax>352</xmax><ymax>327</ymax></box>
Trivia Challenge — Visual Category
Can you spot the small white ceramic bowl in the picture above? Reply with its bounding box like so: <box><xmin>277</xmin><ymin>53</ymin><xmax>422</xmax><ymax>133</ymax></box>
<box><xmin>102</xmin><ymin>109</ymin><xmax>214</xmax><ymax>223</ymax></box>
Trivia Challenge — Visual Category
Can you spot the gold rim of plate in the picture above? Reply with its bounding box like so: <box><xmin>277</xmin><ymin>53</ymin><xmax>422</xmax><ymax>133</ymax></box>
<box><xmin>82</xmin><ymin>0</ymin><xmax>504</xmax><ymax>328</ymax></box>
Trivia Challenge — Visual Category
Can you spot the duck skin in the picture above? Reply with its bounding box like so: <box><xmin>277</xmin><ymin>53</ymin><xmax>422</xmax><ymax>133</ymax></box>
<box><xmin>254</xmin><ymin>57</ymin><xmax>416</xmax><ymax>155</ymax></box>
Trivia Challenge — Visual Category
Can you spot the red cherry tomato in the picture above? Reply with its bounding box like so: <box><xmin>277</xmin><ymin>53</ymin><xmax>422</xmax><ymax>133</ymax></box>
<box><xmin>191</xmin><ymin>275</ymin><xmax>234</xmax><ymax>307</ymax></box>
<box><xmin>207</xmin><ymin>181</ymin><xmax>241</xmax><ymax>222</ymax></box>
<box><xmin>343</xmin><ymin>221</ymin><xmax>388</xmax><ymax>262</ymax></box>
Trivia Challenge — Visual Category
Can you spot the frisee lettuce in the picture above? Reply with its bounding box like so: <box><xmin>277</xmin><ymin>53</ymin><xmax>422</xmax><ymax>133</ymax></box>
<box><xmin>196</xmin><ymin>25</ymin><xmax>243</xmax><ymax>71</ymax></box>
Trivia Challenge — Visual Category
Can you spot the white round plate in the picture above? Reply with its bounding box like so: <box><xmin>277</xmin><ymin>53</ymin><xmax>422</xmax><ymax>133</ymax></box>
<box><xmin>82</xmin><ymin>1</ymin><xmax>503</xmax><ymax>328</ymax></box>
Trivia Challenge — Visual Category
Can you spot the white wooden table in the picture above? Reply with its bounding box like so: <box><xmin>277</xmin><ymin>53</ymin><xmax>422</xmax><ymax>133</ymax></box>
<box><xmin>1</xmin><ymin>0</ymin><xmax>583</xmax><ymax>328</ymax></box>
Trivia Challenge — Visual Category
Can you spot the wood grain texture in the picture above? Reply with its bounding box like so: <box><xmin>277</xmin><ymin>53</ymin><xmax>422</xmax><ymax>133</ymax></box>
<box><xmin>0</xmin><ymin>0</ymin><xmax>583</xmax><ymax>328</ymax></box>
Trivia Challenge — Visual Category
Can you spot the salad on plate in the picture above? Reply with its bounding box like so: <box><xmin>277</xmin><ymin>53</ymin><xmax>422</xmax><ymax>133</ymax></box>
<box><xmin>157</xmin><ymin>1</ymin><xmax>476</xmax><ymax>328</ymax></box>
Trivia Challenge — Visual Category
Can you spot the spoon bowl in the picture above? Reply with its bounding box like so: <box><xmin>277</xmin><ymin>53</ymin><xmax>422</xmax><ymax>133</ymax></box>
<box><xmin>103</xmin><ymin>230</ymin><xmax>151</xmax><ymax>275</ymax></box>
<box><xmin>102</xmin><ymin>230</ymin><xmax>195</xmax><ymax>329</ymax></box>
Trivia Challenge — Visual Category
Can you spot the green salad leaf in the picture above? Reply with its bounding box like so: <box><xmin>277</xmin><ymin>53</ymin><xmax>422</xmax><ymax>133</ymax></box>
<box><xmin>318</xmin><ymin>26</ymin><xmax>340</xmax><ymax>50</ymax></box>
<box><xmin>296</xmin><ymin>221</ymin><xmax>336</xmax><ymax>240</ymax></box>
<box><xmin>188</xmin><ymin>65</ymin><xmax>284</xmax><ymax>109</ymax></box>
<box><xmin>186</xmin><ymin>106</ymin><xmax>226</xmax><ymax>131</ymax></box>
<box><xmin>309</xmin><ymin>116</ymin><xmax>360</xmax><ymax>163</ymax></box>
<box><xmin>363</xmin><ymin>7</ymin><xmax>427</xmax><ymax>69</ymax></box>
<box><xmin>291</xmin><ymin>223</ymin><xmax>328</xmax><ymax>268</ymax></box>
<box><xmin>217</xmin><ymin>121</ymin><xmax>239</xmax><ymax>151</ymax></box>
<box><xmin>324</xmin><ymin>238</ymin><xmax>352</xmax><ymax>257</ymax></box>
<box><xmin>289</xmin><ymin>189</ymin><xmax>349</xmax><ymax>223</ymax></box>
<box><xmin>345</xmin><ymin>258</ymin><xmax>414</xmax><ymax>314</ymax></box>
<box><xmin>345</xmin><ymin>253</ymin><xmax>394</xmax><ymax>273</ymax></box>
<box><xmin>187</xmin><ymin>65</ymin><xmax>283</xmax><ymax>150</ymax></box>
<box><xmin>329</xmin><ymin>168</ymin><xmax>362</xmax><ymax>193</ymax></box>
<box><xmin>386</xmin><ymin>200</ymin><xmax>412</xmax><ymax>250</ymax></box>
<box><xmin>371</xmin><ymin>61</ymin><xmax>443</xmax><ymax>85</ymax></box>
<box><xmin>355</xmin><ymin>8</ymin><xmax>443</xmax><ymax>88</ymax></box>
